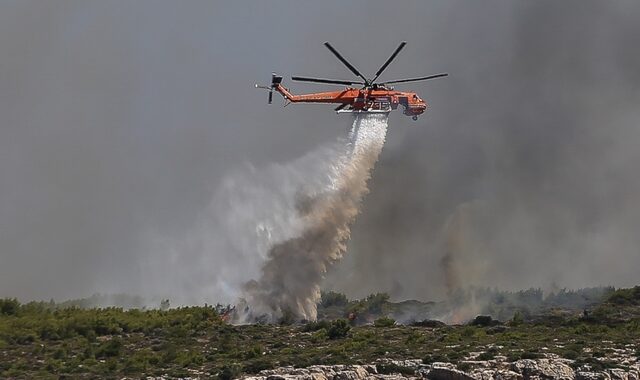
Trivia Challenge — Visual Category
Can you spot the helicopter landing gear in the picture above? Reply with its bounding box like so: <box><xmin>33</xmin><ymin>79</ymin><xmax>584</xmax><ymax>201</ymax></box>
<box><xmin>412</xmin><ymin>115</ymin><xmax>418</xmax><ymax>121</ymax></box>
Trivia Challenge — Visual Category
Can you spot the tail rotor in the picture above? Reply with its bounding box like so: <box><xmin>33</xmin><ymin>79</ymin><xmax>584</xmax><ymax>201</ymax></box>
<box><xmin>255</xmin><ymin>73</ymin><xmax>283</xmax><ymax>104</ymax></box>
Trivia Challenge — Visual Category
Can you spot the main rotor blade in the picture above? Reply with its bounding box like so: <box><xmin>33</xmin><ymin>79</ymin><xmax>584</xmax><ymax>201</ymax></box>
<box><xmin>292</xmin><ymin>76</ymin><xmax>363</xmax><ymax>86</ymax></box>
<box><xmin>382</xmin><ymin>73</ymin><xmax>449</xmax><ymax>85</ymax></box>
<box><xmin>371</xmin><ymin>41</ymin><xmax>407</xmax><ymax>83</ymax></box>
<box><xmin>324</xmin><ymin>42</ymin><xmax>369</xmax><ymax>84</ymax></box>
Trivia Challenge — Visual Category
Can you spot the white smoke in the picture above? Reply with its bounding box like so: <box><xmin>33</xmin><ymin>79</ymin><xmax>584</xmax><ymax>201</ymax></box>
<box><xmin>237</xmin><ymin>114</ymin><xmax>389</xmax><ymax>322</ymax></box>
<box><xmin>140</xmin><ymin>114</ymin><xmax>388</xmax><ymax>313</ymax></box>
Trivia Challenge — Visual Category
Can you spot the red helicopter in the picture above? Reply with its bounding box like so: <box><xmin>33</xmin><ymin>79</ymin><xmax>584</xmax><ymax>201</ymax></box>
<box><xmin>256</xmin><ymin>42</ymin><xmax>447</xmax><ymax>120</ymax></box>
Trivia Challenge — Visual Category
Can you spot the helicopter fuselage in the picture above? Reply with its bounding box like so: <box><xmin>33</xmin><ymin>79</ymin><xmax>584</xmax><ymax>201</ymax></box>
<box><xmin>275</xmin><ymin>84</ymin><xmax>427</xmax><ymax>118</ymax></box>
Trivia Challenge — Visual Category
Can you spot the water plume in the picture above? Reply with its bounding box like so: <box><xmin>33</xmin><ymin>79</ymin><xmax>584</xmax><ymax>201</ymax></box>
<box><xmin>238</xmin><ymin>114</ymin><xmax>389</xmax><ymax>322</ymax></box>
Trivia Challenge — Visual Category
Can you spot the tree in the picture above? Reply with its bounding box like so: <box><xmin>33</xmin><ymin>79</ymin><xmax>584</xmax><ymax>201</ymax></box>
<box><xmin>0</xmin><ymin>298</ymin><xmax>20</xmax><ymax>316</ymax></box>
<box><xmin>327</xmin><ymin>319</ymin><xmax>351</xmax><ymax>339</ymax></box>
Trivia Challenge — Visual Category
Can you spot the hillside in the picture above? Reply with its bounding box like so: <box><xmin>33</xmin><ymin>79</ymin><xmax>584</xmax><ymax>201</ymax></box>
<box><xmin>0</xmin><ymin>287</ymin><xmax>638</xmax><ymax>378</ymax></box>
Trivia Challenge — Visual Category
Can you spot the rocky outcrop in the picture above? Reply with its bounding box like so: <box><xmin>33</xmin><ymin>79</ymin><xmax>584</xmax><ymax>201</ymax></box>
<box><xmin>511</xmin><ymin>359</ymin><xmax>575</xmax><ymax>379</ymax></box>
<box><xmin>427</xmin><ymin>363</ymin><xmax>476</xmax><ymax>380</ymax></box>
<box><xmin>243</xmin><ymin>364</ymin><xmax>417</xmax><ymax>380</ymax></box>
<box><xmin>241</xmin><ymin>359</ymin><xmax>637</xmax><ymax>380</ymax></box>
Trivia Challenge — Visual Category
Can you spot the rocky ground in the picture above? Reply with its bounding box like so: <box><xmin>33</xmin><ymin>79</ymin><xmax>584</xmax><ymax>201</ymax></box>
<box><xmin>243</xmin><ymin>355</ymin><xmax>640</xmax><ymax>380</ymax></box>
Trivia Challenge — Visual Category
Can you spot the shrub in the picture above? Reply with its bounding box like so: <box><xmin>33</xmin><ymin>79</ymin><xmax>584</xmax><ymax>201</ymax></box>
<box><xmin>96</xmin><ymin>337</ymin><xmax>123</xmax><ymax>358</ymax></box>
<box><xmin>412</xmin><ymin>319</ymin><xmax>446</xmax><ymax>328</ymax></box>
<box><xmin>511</xmin><ymin>311</ymin><xmax>524</xmax><ymax>326</ymax></box>
<box><xmin>176</xmin><ymin>350</ymin><xmax>204</xmax><ymax>367</ymax></box>
<box><xmin>477</xmin><ymin>351</ymin><xmax>496</xmax><ymax>361</ymax></box>
<box><xmin>521</xmin><ymin>351</ymin><xmax>541</xmax><ymax>359</ymax></box>
<box><xmin>0</xmin><ymin>298</ymin><xmax>20</xmax><ymax>316</ymax></box>
<box><xmin>457</xmin><ymin>362</ymin><xmax>472</xmax><ymax>371</ymax></box>
<box><xmin>279</xmin><ymin>309</ymin><xmax>296</xmax><ymax>325</ymax></box>
<box><xmin>446</xmin><ymin>350</ymin><xmax>465</xmax><ymax>361</ymax></box>
<box><xmin>423</xmin><ymin>354</ymin><xmax>447</xmax><ymax>364</ymax></box>
<box><xmin>53</xmin><ymin>347</ymin><xmax>67</xmax><ymax>360</ymax></box>
<box><xmin>405</xmin><ymin>331</ymin><xmax>425</xmax><ymax>345</ymax></box>
<box><xmin>374</xmin><ymin>317</ymin><xmax>396</xmax><ymax>328</ymax></box>
<box><xmin>310</xmin><ymin>329</ymin><xmax>328</xmax><ymax>343</ymax></box>
<box><xmin>15</xmin><ymin>332</ymin><xmax>37</xmax><ymax>344</ymax></box>
<box><xmin>506</xmin><ymin>352</ymin><xmax>521</xmax><ymax>362</ymax></box>
<box><xmin>327</xmin><ymin>319</ymin><xmax>351</xmax><ymax>339</ymax></box>
<box><xmin>606</xmin><ymin>286</ymin><xmax>640</xmax><ymax>305</ymax></box>
<box><xmin>243</xmin><ymin>344</ymin><xmax>264</xmax><ymax>360</ymax></box>
<box><xmin>471</xmin><ymin>315</ymin><xmax>498</xmax><ymax>327</ymax></box>
<box><xmin>243</xmin><ymin>357</ymin><xmax>275</xmax><ymax>373</ymax></box>
<box><xmin>123</xmin><ymin>357</ymin><xmax>146</xmax><ymax>374</ymax></box>
<box><xmin>363</xmin><ymin>293</ymin><xmax>390</xmax><ymax>314</ymax></box>
<box><xmin>301</xmin><ymin>320</ymin><xmax>331</xmax><ymax>332</ymax></box>
<box><xmin>161</xmin><ymin>342</ymin><xmax>179</xmax><ymax>364</ymax></box>
<box><xmin>320</xmin><ymin>291</ymin><xmax>349</xmax><ymax>308</ymax></box>
<box><xmin>218</xmin><ymin>364</ymin><xmax>242</xmax><ymax>380</ymax></box>
<box><xmin>562</xmin><ymin>350</ymin><xmax>580</xmax><ymax>360</ymax></box>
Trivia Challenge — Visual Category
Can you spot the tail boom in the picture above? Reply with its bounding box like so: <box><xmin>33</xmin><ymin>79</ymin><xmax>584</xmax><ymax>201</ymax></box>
<box><xmin>274</xmin><ymin>84</ymin><xmax>354</xmax><ymax>104</ymax></box>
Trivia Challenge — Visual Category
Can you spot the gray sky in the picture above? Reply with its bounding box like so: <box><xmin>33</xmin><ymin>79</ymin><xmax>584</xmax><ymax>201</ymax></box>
<box><xmin>1</xmin><ymin>1</ymin><xmax>639</xmax><ymax>303</ymax></box>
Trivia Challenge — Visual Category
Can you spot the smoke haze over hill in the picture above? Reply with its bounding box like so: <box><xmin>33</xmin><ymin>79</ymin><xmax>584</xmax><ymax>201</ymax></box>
<box><xmin>1</xmin><ymin>1</ymin><xmax>639</xmax><ymax>304</ymax></box>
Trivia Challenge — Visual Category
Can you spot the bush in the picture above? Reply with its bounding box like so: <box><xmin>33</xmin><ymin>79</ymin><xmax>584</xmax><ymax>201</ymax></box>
<box><xmin>161</xmin><ymin>342</ymin><xmax>179</xmax><ymax>363</ymax></box>
<box><xmin>301</xmin><ymin>320</ymin><xmax>331</xmax><ymax>332</ymax></box>
<box><xmin>507</xmin><ymin>352</ymin><xmax>521</xmax><ymax>362</ymax></box>
<box><xmin>562</xmin><ymin>350</ymin><xmax>580</xmax><ymax>360</ymax></box>
<box><xmin>310</xmin><ymin>329</ymin><xmax>328</xmax><ymax>343</ymax></box>
<box><xmin>243</xmin><ymin>344</ymin><xmax>264</xmax><ymax>360</ymax></box>
<box><xmin>511</xmin><ymin>311</ymin><xmax>525</xmax><ymax>326</ymax></box>
<box><xmin>278</xmin><ymin>309</ymin><xmax>296</xmax><ymax>325</ymax></box>
<box><xmin>412</xmin><ymin>319</ymin><xmax>446</xmax><ymax>328</ymax></box>
<box><xmin>218</xmin><ymin>364</ymin><xmax>242</xmax><ymax>380</ymax></box>
<box><xmin>363</xmin><ymin>293</ymin><xmax>390</xmax><ymax>314</ymax></box>
<box><xmin>422</xmin><ymin>354</ymin><xmax>447</xmax><ymax>364</ymax></box>
<box><xmin>374</xmin><ymin>317</ymin><xmax>396</xmax><ymax>328</ymax></box>
<box><xmin>457</xmin><ymin>362</ymin><xmax>472</xmax><ymax>371</ymax></box>
<box><xmin>0</xmin><ymin>298</ymin><xmax>20</xmax><ymax>316</ymax></box>
<box><xmin>320</xmin><ymin>291</ymin><xmax>349</xmax><ymax>308</ymax></box>
<box><xmin>471</xmin><ymin>315</ymin><xmax>498</xmax><ymax>327</ymax></box>
<box><xmin>243</xmin><ymin>357</ymin><xmax>275</xmax><ymax>373</ymax></box>
<box><xmin>607</xmin><ymin>286</ymin><xmax>640</xmax><ymax>305</ymax></box>
<box><xmin>327</xmin><ymin>319</ymin><xmax>351</xmax><ymax>339</ymax></box>
<box><xmin>521</xmin><ymin>351</ymin><xmax>541</xmax><ymax>359</ymax></box>
<box><xmin>96</xmin><ymin>337</ymin><xmax>123</xmax><ymax>358</ymax></box>
<box><xmin>477</xmin><ymin>351</ymin><xmax>495</xmax><ymax>361</ymax></box>
<box><xmin>446</xmin><ymin>350</ymin><xmax>465</xmax><ymax>361</ymax></box>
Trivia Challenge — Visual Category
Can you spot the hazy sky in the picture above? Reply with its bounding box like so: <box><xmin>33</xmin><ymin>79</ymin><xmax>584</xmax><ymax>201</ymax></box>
<box><xmin>1</xmin><ymin>1</ymin><xmax>639</xmax><ymax>303</ymax></box>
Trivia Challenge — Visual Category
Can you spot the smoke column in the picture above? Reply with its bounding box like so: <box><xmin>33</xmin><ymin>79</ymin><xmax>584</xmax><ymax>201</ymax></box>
<box><xmin>239</xmin><ymin>114</ymin><xmax>388</xmax><ymax>322</ymax></box>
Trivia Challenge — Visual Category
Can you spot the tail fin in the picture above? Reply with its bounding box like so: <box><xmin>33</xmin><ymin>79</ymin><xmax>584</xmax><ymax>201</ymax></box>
<box><xmin>270</xmin><ymin>73</ymin><xmax>282</xmax><ymax>104</ymax></box>
<box><xmin>255</xmin><ymin>73</ymin><xmax>283</xmax><ymax>104</ymax></box>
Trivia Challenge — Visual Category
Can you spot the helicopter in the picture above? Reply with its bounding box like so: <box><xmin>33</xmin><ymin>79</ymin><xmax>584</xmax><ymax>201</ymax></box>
<box><xmin>256</xmin><ymin>41</ymin><xmax>447</xmax><ymax>120</ymax></box>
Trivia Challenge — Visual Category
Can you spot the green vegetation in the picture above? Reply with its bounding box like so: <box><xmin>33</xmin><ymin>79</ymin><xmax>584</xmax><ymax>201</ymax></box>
<box><xmin>327</xmin><ymin>319</ymin><xmax>351</xmax><ymax>339</ymax></box>
<box><xmin>376</xmin><ymin>362</ymin><xmax>416</xmax><ymax>375</ymax></box>
<box><xmin>0</xmin><ymin>286</ymin><xmax>638</xmax><ymax>378</ymax></box>
<box><xmin>318</xmin><ymin>287</ymin><xmax>614</xmax><ymax>323</ymax></box>
<box><xmin>374</xmin><ymin>316</ymin><xmax>396</xmax><ymax>327</ymax></box>
<box><xmin>0</xmin><ymin>301</ymin><xmax>222</xmax><ymax>378</ymax></box>
<box><xmin>606</xmin><ymin>286</ymin><xmax>640</xmax><ymax>306</ymax></box>
<box><xmin>320</xmin><ymin>291</ymin><xmax>349</xmax><ymax>308</ymax></box>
